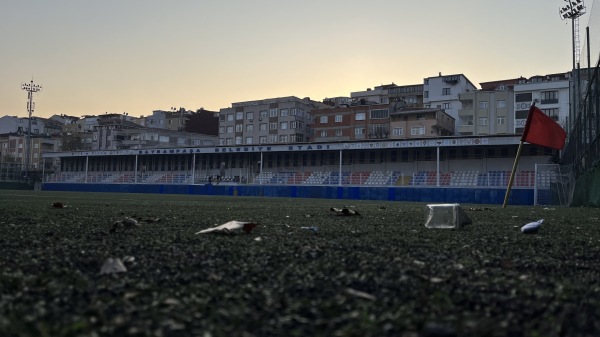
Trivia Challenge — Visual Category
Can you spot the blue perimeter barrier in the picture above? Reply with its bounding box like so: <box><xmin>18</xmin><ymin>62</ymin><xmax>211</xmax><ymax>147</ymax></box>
<box><xmin>42</xmin><ymin>183</ymin><xmax>534</xmax><ymax>205</ymax></box>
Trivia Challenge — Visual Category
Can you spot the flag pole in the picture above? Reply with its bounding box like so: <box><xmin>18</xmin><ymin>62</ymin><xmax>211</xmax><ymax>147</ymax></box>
<box><xmin>502</xmin><ymin>140</ymin><xmax>525</xmax><ymax>208</ymax></box>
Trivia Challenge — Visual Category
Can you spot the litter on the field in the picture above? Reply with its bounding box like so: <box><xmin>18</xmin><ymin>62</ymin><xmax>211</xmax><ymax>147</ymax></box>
<box><xmin>195</xmin><ymin>221</ymin><xmax>259</xmax><ymax>234</ymax></box>
<box><xmin>100</xmin><ymin>257</ymin><xmax>127</xmax><ymax>275</ymax></box>
<box><xmin>521</xmin><ymin>219</ymin><xmax>544</xmax><ymax>234</ymax></box>
<box><xmin>330</xmin><ymin>207</ymin><xmax>361</xmax><ymax>216</ymax></box>
<box><xmin>424</xmin><ymin>203</ymin><xmax>472</xmax><ymax>229</ymax></box>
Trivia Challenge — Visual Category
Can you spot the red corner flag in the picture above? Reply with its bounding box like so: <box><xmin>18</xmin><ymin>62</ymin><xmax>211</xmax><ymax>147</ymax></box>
<box><xmin>521</xmin><ymin>105</ymin><xmax>566</xmax><ymax>150</ymax></box>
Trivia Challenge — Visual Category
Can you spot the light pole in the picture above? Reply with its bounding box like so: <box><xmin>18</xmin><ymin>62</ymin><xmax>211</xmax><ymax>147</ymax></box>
<box><xmin>559</xmin><ymin>0</ymin><xmax>586</xmax><ymax>130</ymax></box>
<box><xmin>21</xmin><ymin>79</ymin><xmax>42</xmax><ymax>175</ymax></box>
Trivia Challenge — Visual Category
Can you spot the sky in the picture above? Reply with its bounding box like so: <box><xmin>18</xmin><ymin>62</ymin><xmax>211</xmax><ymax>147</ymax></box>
<box><xmin>1</xmin><ymin>0</ymin><xmax>598</xmax><ymax>119</ymax></box>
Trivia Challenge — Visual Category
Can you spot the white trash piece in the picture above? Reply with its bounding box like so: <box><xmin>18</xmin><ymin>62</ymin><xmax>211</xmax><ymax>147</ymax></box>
<box><xmin>424</xmin><ymin>203</ymin><xmax>472</xmax><ymax>229</ymax></box>
<box><xmin>521</xmin><ymin>219</ymin><xmax>544</xmax><ymax>234</ymax></box>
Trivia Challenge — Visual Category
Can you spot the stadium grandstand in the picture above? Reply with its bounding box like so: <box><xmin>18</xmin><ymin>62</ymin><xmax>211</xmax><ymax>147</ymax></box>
<box><xmin>41</xmin><ymin>134</ymin><xmax>566</xmax><ymax>205</ymax></box>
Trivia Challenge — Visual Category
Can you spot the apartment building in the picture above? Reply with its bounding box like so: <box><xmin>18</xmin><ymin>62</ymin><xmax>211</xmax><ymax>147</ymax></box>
<box><xmin>389</xmin><ymin>107</ymin><xmax>455</xmax><ymax>139</ymax></box>
<box><xmin>351</xmin><ymin>83</ymin><xmax>424</xmax><ymax>108</ymax></box>
<box><xmin>0</xmin><ymin>133</ymin><xmax>55</xmax><ymax>169</ymax></box>
<box><xmin>311</xmin><ymin>103</ymin><xmax>390</xmax><ymax>142</ymax></box>
<box><xmin>0</xmin><ymin>116</ymin><xmax>48</xmax><ymax>135</ymax></box>
<box><xmin>513</xmin><ymin>73</ymin><xmax>570</xmax><ymax>134</ymax></box>
<box><xmin>92</xmin><ymin>114</ymin><xmax>144</xmax><ymax>150</ymax></box>
<box><xmin>218</xmin><ymin>96</ymin><xmax>329</xmax><ymax>146</ymax></box>
<box><xmin>311</xmin><ymin>103</ymin><xmax>454</xmax><ymax>142</ymax></box>
<box><xmin>118</xmin><ymin>128</ymin><xmax>218</xmax><ymax>149</ymax></box>
<box><xmin>458</xmin><ymin>79</ymin><xmax>520</xmax><ymax>136</ymax></box>
<box><xmin>146</xmin><ymin>109</ymin><xmax>188</xmax><ymax>131</ymax></box>
<box><xmin>423</xmin><ymin>73</ymin><xmax>477</xmax><ymax>130</ymax></box>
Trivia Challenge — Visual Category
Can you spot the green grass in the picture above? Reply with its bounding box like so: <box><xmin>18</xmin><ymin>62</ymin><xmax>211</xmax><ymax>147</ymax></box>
<box><xmin>1</xmin><ymin>190</ymin><xmax>600</xmax><ymax>336</ymax></box>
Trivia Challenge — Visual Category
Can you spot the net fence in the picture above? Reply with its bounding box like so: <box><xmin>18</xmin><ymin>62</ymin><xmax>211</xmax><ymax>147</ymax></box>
<box><xmin>534</xmin><ymin>164</ymin><xmax>576</xmax><ymax>206</ymax></box>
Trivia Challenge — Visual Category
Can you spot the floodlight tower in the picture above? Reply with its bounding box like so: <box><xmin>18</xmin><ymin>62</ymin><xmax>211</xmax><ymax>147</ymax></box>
<box><xmin>21</xmin><ymin>79</ymin><xmax>42</xmax><ymax>174</ymax></box>
<box><xmin>559</xmin><ymin>0</ymin><xmax>586</xmax><ymax>128</ymax></box>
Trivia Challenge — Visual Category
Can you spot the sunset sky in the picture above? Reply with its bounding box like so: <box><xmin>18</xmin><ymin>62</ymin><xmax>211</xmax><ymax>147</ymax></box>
<box><xmin>1</xmin><ymin>0</ymin><xmax>598</xmax><ymax>119</ymax></box>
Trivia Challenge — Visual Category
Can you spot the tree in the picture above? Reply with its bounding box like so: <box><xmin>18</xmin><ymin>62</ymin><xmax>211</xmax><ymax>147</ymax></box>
<box><xmin>60</xmin><ymin>133</ymin><xmax>83</xmax><ymax>151</ymax></box>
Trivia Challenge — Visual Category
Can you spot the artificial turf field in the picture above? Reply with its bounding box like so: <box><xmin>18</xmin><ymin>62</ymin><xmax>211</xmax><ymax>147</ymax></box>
<box><xmin>1</xmin><ymin>190</ymin><xmax>600</xmax><ymax>337</ymax></box>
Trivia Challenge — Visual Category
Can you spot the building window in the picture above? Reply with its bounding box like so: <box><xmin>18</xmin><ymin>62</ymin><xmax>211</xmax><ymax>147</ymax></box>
<box><xmin>424</xmin><ymin>91</ymin><xmax>429</xmax><ymax>98</ymax></box>
<box><xmin>290</xmin><ymin>108</ymin><xmax>297</xmax><ymax>116</ymax></box>
<box><xmin>235</xmin><ymin>124</ymin><xmax>243</xmax><ymax>132</ymax></box>
<box><xmin>460</xmin><ymin>116</ymin><xmax>474</xmax><ymax>126</ymax></box>
<box><xmin>479</xmin><ymin>117</ymin><xmax>488</xmax><ymax>126</ymax></box>
<box><xmin>259</xmin><ymin>123</ymin><xmax>267</xmax><ymax>131</ymax></box>
<box><xmin>280</xmin><ymin>122</ymin><xmax>288</xmax><ymax>130</ymax></box>
<box><xmin>411</xmin><ymin>126</ymin><xmax>425</xmax><ymax>135</ymax></box>
<box><xmin>227</xmin><ymin>114</ymin><xmax>234</xmax><ymax>121</ymax></box>
<box><xmin>269</xmin><ymin>109</ymin><xmax>278</xmax><ymax>117</ymax></box>
<box><xmin>355</xmin><ymin>127</ymin><xmax>365</xmax><ymax>135</ymax></box>
<box><xmin>335</xmin><ymin>129</ymin><xmax>342</xmax><ymax>136</ymax></box>
<box><xmin>219</xmin><ymin>126</ymin><xmax>225</xmax><ymax>134</ymax></box>
<box><xmin>355</xmin><ymin>112</ymin><xmax>366</xmax><ymax>121</ymax></box>
<box><xmin>269</xmin><ymin>122</ymin><xmax>277</xmax><ymax>130</ymax></box>
<box><xmin>320</xmin><ymin>130</ymin><xmax>327</xmax><ymax>137</ymax></box>
<box><xmin>442</xmin><ymin>88</ymin><xmax>451</xmax><ymax>95</ymax></box>
<box><xmin>479</xmin><ymin>101</ymin><xmax>488</xmax><ymax>109</ymax></box>
<box><xmin>236</xmin><ymin>112</ymin><xmax>243</xmax><ymax>120</ymax></box>
<box><xmin>246</xmin><ymin>124</ymin><xmax>254</xmax><ymax>132</ymax></box>
<box><xmin>497</xmin><ymin>117</ymin><xmax>505</xmax><ymax>125</ymax></box>
<box><xmin>259</xmin><ymin>136</ymin><xmax>267</xmax><ymax>144</ymax></box>
<box><xmin>497</xmin><ymin>100</ymin><xmax>506</xmax><ymax>108</ymax></box>
<box><xmin>416</xmin><ymin>114</ymin><xmax>425</xmax><ymax>120</ymax></box>
<box><xmin>515</xmin><ymin>93</ymin><xmax>532</xmax><ymax>102</ymax></box>
<box><xmin>279</xmin><ymin>135</ymin><xmax>288</xmax><ymax>143</ymax></box>
<box><xmin>291</xmin><ymin>121</ymin><xmax>304</xmax><ymax>130</ymax></box>
<box><xmin>260</xmin><ymin>110</ymin><xmax>268</xmax><ymax>119</ymax></box>
<box><xmin>335</xmin><ymin>115</ymin><xmax>342</xmax><ymax>122</ymax></box>
<box><xmin>392</xmin><ymin>127</ymin><xmax>403</xmax><ymax>136</ymax></box>
<box><xmin>246</xmin><ymin>112</ymin><xmax>254</xmax><ymax>120</ymax></box>
<box><xmin>542</xmin><ymin>108</ymin><xmax>559</xmax><ymax>120</ymax></box>
<box><xmin>269</xmin><ymin>134</ymin><xmax>277</xmax><ymax>143</ymax></box>
<box><xmin>541</xmin><ymin>91</ymin><xmax>559</xmax><ymax>104</ymax></box>
<box><xmin>280</xmin><ymin>109</ymin><xmax>288</xmax><ymax>117</ymax></box>
<box><xmin>320</xmin><ymin>116</ymin><xmax>328</xmax><ymax>123</ymax></box>
<box><xmin>369</xmin><ymin>124</ymin><xmax>388</xmax><ymax>138</ymax></box>
<box><xmin>226</xmin><ymin>126</ymin><xmax>234</xmax><ymax>133</ymax></box>
<box><xmin>370</xmin><ymin>109</ymin><xmax>389</xmax><ymax>119</ymax></box>
<box><xmin>443</xmin><ymin>103</ymin><xmax>450</xmax><ymax>110</ymax></box>
<box><xmin>245</xmin><ymin>137</ymin><xmax>253</xmax><ymax>144</ymax></box>
<box><xmin>515</xmin><ymin>110</ymin><xmax>529</xmax><ymax>119</ymax></box>
<box><xmin>235</xmin><ymin>136</ymin><xmax>242</xmax><ymax>145</ymax></box>
<box><xmin>226</xmin><ymin>138</ymin><xmax>233</xmax><ymax>145</ymax></box>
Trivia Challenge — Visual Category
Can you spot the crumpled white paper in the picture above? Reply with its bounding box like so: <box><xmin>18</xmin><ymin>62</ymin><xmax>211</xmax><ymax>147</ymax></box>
<box><xmin>521</xmin><ymin>219</ymin><xmax>544</xmax><ymax>234</ymax></box>
<box><xmin>195</xmin><ymin>221</ymin><xmax>258</xmax><ymax>234</ymax></box>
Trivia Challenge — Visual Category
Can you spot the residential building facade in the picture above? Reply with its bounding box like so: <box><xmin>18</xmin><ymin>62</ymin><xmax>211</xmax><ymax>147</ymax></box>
<box><xmin>351</xmin><ymin>83</ymin><xmax>424</xmax><ymax>108</ymax></box>
<box><xmin>513</xmin><ymin>73</ymin><xmax>570</xmax><ymax>134</ymax></box>
<box><xmin>311</xmin><ymin>104</ymin><xmax>454</xmax><ymax>142</ymax></box>
<box><xmin>423</xmin><ymin>73</ymin><xmax>477</xmax><ymax>129</ymax></box>
<box><xmin>218</xmin><ymin>96</ymin><xmax>329</xmax><ymax>146</ymax></box>
<box><xmin>311</xmin><ymin>104</ymin><xmax>390</xmax><ymax>142</ymax></box>
<box><xmin>0</xmin><ymin>133</ymin><xmax>55</xmax><ymax>169</ymax></box>
<box><xmin>458</xmin><ymin>78</ymin><xmax>519</xmax><ymax>136</ymax></box>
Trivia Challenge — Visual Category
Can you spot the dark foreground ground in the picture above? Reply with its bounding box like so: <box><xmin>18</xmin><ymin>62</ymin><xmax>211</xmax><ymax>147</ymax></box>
<box><xmin>1</xmin><ymin>190</ymin><xmax>599</xmax><ymax>337</ymax></box>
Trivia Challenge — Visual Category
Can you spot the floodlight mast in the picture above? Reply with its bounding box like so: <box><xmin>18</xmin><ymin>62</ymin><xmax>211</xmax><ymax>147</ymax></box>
<box><xmin>559</xmin><ymin>0</ymin><xmax>585</xmax><ymax>131</ymax></box>
<box><xmin>20</xmin><ymin>79</ymin><xmax>42</xmax><ymax>175</ymax></box>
